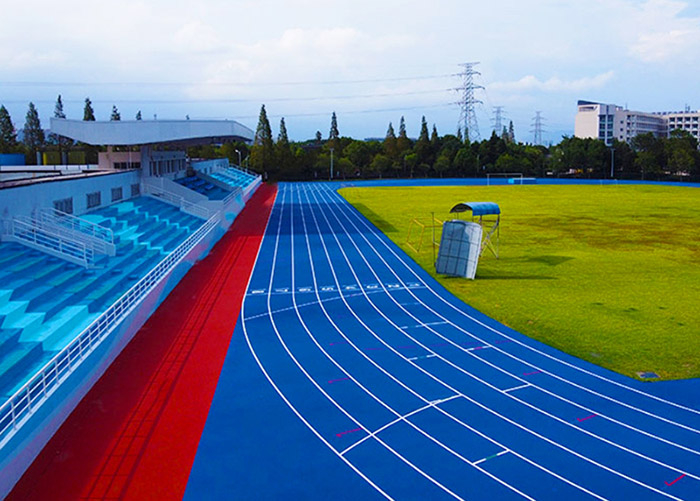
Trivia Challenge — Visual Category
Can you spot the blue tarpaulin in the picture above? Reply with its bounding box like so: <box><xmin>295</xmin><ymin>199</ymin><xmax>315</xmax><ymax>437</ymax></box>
<box><xmin>449</xmin><ymin>202</ymin><xmax>500</xmax><ymax>216</ymax></box>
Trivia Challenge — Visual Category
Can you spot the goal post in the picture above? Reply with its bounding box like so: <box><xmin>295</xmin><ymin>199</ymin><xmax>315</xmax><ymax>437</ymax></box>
<box><xmin>486</xmin><ymin>172</ymin><xmax>523</xmax><ymax>186</ymax></box>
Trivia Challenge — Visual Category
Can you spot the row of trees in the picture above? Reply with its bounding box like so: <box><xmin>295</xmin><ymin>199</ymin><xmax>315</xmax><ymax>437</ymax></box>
<box><xmin>233</xmin><ymin>105</ymin><xmax>700</xmax><ymax>181</ymax></box>
<box><xmin>0</xmin><ymin>96</ymin><xmax>141</xmax><ymax>164</ymax></box>
<box><xmin>2</xmin><ymin>99</ymin><xmax>699</xmax><ymax>180</ymax></box>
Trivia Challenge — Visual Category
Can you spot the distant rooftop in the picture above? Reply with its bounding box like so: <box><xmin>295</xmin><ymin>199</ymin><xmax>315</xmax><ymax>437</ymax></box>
<box><xmin>50</xmin><ymin>118</ymin><xmax>254</xmax><ymax>147</ymax></box>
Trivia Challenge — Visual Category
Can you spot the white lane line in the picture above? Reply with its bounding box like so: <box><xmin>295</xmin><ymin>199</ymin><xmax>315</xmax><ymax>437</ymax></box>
<box><xmin>331</xmin><ymin>188</ymin><xmax>700</xmax><ymax>421</ymax></box>
<box><xmin>504</xmin><ymin>384</ymin><xmax>531</xmax><ymax>394</ymax></box>
<box><xmin>325</xmin><ymin>189</ymin><xmax>700</xmax><ymax>462</ymax></box>
<box><xmin>474</xmin><ymin>450</ymin><xmax>510</xmax><ymax>466</ymax></box>
<box><xmin>314</xmin><ymin>186</ymin><xmax>685</xmax><ymax>500</ymax></box>
<box><xmin>304</xmin><ymin>186</ymin><xmax>605</xmax><ymax>500</ymax></box>
<box><xmin>272</xmin><ymin>186</ymin><xmax>463</xmax><ymax>500</ymax></box>
<box><xmin>240</xmin><ymin>188</ymin><xmax>392</xmax><ymax>499</ymax></box>
<box><xmin>298</xmin><ymin>186</ymin><xmax>538</xmax><ymax>500</ymax></box>
<box><xmin>340</xmin><ymin>396</ymin><xmax>461</xmax><ymax>457</ymax></box>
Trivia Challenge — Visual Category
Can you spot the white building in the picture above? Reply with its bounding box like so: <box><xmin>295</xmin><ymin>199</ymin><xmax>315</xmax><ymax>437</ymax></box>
<box><xmin>574</xmin><ymin>101</ymin><xmax>667</xmax><ymax>146</ymax></box>
<box><xmin>575</xmin><ymin>100</ymin><xmax>700</xmax><ymax>146</ymax></box>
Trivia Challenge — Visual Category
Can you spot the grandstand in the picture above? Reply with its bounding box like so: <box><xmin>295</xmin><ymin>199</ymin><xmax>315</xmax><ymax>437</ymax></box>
<box><xmin>0</xmin><ymin>118</ymin><xmax>259</xmax><ymax>497</ymax></box>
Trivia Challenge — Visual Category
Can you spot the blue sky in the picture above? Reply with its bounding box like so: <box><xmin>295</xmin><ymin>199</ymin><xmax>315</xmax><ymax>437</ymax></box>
<box><xmin>1</xmin><ymin>0</ymin><xmax>699</xmax><ymax>144</ymax></box>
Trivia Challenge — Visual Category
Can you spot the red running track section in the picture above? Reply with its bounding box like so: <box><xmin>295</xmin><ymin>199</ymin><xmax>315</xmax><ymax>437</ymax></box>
<box><xmin>8</xmin><ymin>183</ymin><xmax>277</xmax><ymax>500</ymax></box>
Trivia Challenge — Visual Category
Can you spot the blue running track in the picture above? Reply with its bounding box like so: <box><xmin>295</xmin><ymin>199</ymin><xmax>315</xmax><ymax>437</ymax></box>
<box><xmin>186</xmin><ymin>181</ymin><xmax>700</xmax><ymax>500</ymax></box>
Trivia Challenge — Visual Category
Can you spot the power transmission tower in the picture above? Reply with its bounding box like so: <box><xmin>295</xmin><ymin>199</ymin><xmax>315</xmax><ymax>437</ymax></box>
<box><xmin>531</xmin><ymin>111</ymin><xmax>545</xmax><ymax>145</ymax></box>
<box><xmin>492</xmin><ymin>106</ymin><xmax>505</xmax><ymax>135</ymax></box>
<box><xmin>456</xmin><ymin>62</ymin><xmax>484</xmax><ymax>142</ymax></box>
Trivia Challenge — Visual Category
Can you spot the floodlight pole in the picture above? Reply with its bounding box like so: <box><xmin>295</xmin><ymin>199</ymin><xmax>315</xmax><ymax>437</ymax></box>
<box><xmin>235</xmin><ymin>149</ymin><xmax>242</xmax><ymax>166</ymax></box>
<box><xmin>610</xmin><ymin>146</ymin><xmax>615</xmax><ymax>179</ymax></box>
<box><xmin>330</xmin><ymin>148</ymin><xmax>334</xmax><ymax>181</ymax></box>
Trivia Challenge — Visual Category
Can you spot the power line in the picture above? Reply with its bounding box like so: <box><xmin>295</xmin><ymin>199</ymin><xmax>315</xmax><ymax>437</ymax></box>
<box><xmin>455</xmin><ymin>62</ymin><xmax>484</xmax><ymax>142</ymax></box>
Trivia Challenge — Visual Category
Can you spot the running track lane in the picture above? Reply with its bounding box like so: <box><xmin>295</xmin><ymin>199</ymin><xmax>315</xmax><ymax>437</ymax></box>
<box><xmin>8</xmin><ymin>183</ymin><xmax>277</xmax><ymax>501</ymax></box>
<box><xmin>187</xmin><ymin>182</ymin><xmax>700</xmax><ymax>500</ymax></box>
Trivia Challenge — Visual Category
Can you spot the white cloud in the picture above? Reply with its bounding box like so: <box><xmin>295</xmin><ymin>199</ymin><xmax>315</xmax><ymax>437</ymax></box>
<box><xmin>491</xmin><ymin>71</ymin><xmax>615</xmax><ymax>94</ymax></box>
<box><xmin>622</xmin><ymin>0</ymin><xmax>700</xmax><ymax>63</ymax></box>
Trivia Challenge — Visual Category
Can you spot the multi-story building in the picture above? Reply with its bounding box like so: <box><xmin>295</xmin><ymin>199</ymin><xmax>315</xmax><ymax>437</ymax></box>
<box><xmin>574</xmin><ymin>100</ymin><xmax>699</xmax><ymax>146</ymax></box>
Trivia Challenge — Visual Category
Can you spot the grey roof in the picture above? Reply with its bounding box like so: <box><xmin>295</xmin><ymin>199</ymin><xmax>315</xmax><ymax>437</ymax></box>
<box><xmin>50</xmin><ymin>118</ymin><xmax>253</xmax><ymax>146</ymax></box>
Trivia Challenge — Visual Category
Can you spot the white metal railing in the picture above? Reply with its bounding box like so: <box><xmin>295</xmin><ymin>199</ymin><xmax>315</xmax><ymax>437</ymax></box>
<box><xmin>39</xmin><ymin>208</ymin><xmax>114</xmax><ymax>245</ymax></box>
<box><xmin>222</xmin><ymin>186</ymin><xmax>243</xmax><ymax>211</ymax></box>
<box><xmin>37</xmin><ymin>209</ymin><xmax>115</xmax><ymax>256</ymax></box>
<box><xmin>142</xmin><ymin>179</ymin><xmax>212</xmax><ymax>220</ymax></box>
<box><xmin>8</xmin><ymin>217</ymin><xmax>95</xmax><ymax>268</ymax></box>
<box><xmin>0</xmin><ymin>210</ymin><xmax>220</xmax><ymax>448</ymax></box>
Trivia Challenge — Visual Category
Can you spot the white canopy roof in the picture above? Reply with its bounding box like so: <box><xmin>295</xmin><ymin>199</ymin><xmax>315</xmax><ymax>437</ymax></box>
<box><xmin>50</xmin><ymin>118</ymin><xmax>254</xmax><ymax>146</ymax></box>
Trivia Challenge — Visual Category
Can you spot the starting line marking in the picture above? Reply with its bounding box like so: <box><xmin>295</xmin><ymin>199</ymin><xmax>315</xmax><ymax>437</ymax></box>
<box><xmin>407</xmin><ymin>354</ymin><xmax>437</xmax><ymax>362</ymax></box>
<box><xmin>665</xmin><ymin>474</ymin><xmax>686</xmax><ymax>487</ymax></box>
<box><xmin>522</xmin><ymin>370</ymin><xmax>542</xmax><ymax>376</ymax></box>
<box><xmin>474</xmin><ymin>449</ymin><xmax>510</xmax><ymax>465</ymax></box>
<box><xmin>466</xmin><ymin>345</ymin><xmax>491</xmax><ymax>352</ymax></box>
<box><xmin>576</xmin><ymin>414</ymin><xmax>597</xmax><ymax>423</ymax></box>
<box><xmin>327</xmin><ymin>377</ymin><xmax>350</xmax><ymax>384</ymax></box>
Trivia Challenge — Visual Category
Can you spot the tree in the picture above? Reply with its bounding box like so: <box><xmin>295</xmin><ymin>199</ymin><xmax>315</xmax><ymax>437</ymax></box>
<box><xmin>136</xmin><ymin>110</ymin><xmax>142</xmax><ymax>120</ymax></box>
<box><xmin>383</xmin><ymin>122</ymin><xmax>397</xmax><ymax>161</ymax></box>
<box><xmin>368</xmin><ymin>153</ymin><xmax>391</xmax><ymax>178</ymax></box>
<box><xmin>83</xmin><ymin>98</ymin><xmax>95</xmax><ymax>121</ymax></box>
<box><xmin>50</xmin><ymin>95</ymin><xmax>72</xmax><ymax>163</ymax></box>
<box><xmin>23</xmin><ymin>102</ymin><xmax>45</xmax><ymax>164</ymax></box>
<box><xmin>434</xmin><ymin>151</ymin><xmax>451</xmax><ymax>177</ymax></box>
<box><xmin>328</xmin><ymin>111</ymin><xmax>340</xmax><ymax>152</ymax></box>
<box><xmin>631</xmin><ymin>133</ymin><xmax>664</xmax><ymax>179</ymax></box>
<box><xmin>666</xmin><ymin>129</ymin><xmax>698</xmax><ymax>176</ymax></box>
<box><xmin>0</xmin><ymin>105</ymin><xmax>18</xmax><ymax>153</ymax></box>
<box><xmin>250</xmin><ymin>104</ymin><xmax>275</xmax><ymax>175</ymax></box>
<box><xmin>508</xmin><ymin>120</ymin><xmax>515</xmax><ymax>143</ymax></box>
<box><xmin>110</xmin><ymin>105</ymin><xmax>121</xmax><ymax>121</ymax></box>
<box><xmin>276</xmin><ymin>117</ymin><xmax>294</xmax><ymax>177</ymax></box>
<box><xmin>396</xmin><ymin>116</ymin><xmax>411</xmax><ymax>156</ymax></box>
<box><xmin>345</xmin><ymin>140</ymin><xmax>370</xmax><ymax>174</ymax></box>
<box><xmin>315</xmin><ymin>130</ymin><xmax>322</xmax><ymax>143</ymax></box>
<box><xmin>415</xmin><ymin>116</ymin><xmax>431</xmax><ymax>165</ymax></box>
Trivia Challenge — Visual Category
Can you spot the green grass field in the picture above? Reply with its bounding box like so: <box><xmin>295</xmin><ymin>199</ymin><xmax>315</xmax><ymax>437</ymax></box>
<box><xmin>339</xmin><ymin>184</ymin><xmax>700</xmax><ymax>381</ymax></box>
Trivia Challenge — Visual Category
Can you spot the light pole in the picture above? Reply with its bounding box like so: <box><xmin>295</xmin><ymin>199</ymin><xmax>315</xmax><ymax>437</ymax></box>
<box><xmin>610</xmin><ymin>146</ymin><xmax>615</xmax><ymax>179</ymax></box>
<box><xmin>234</xmin><ymin>149</ymin><xmax>242</xmax><ymax>166</ymax></box>
<box><xmin>330</xmin><ymin>148</ymin><xmax>334</xmax><ymax>180</ymax></box>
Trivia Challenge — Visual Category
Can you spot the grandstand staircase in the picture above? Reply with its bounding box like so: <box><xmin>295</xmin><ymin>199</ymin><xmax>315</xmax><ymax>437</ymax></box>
<box><xmin>0</xmin><ymin>196</ymin><xmax>208</xmax><ymax>396</ymax></box>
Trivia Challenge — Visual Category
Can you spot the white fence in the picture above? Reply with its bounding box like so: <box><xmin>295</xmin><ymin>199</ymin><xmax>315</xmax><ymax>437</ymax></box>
<box><xmin>0</xmin><ymin>210</ymin><xmax>220</xmax><ymax>448</ymax></box>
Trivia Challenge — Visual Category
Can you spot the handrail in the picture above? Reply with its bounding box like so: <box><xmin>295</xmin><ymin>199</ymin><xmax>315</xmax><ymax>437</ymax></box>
<box><xmin>222</xmin><ymin>186</ymin><xmax>243</xmax><ymax>211</ymax></box>
<box><xmin>0</xmin><ymin>211</ymin><xmax>220</xmax><ymax>447</ymax></box>
<box><xmin>10</xmin><ymin>217</ymin><xmax>94</xmax><ymax>268</ymax></box>
<box><xmin>39</xmin><ymin>208</ymin><xmax>114</xmax><ymax>245</ymax></box>
<box><xmin>142</xmin><ymin>179</ymin><xmax>212</xmax><ymax>220</ymax></box>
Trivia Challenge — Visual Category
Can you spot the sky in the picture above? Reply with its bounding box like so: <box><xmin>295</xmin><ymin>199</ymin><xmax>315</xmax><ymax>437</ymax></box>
<box><xmin>1</xmin><ymin>0</ymin><xmax>699</xmax><ymax>144</ymax></box>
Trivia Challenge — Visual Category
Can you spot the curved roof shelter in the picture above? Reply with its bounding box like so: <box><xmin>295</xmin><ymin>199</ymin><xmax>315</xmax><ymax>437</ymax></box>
<box><xmin>50</xmin><ymin>118</ymin><xmax>254</xmax><ymax>147</ymax></box>
<box><xmin>449</xmin><ymin>201</ymin><xmax>500</xmax><ymax>216</ymax></box>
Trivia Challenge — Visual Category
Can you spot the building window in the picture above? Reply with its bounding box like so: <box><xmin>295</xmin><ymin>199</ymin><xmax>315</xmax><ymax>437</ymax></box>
<box><xmin>111</xmin><ymin>187</ymin><xmax>123</xmax><ymax>202</ymax></box>
<box><xmin>86</xmin><ymin>191</ymin><xmax>101</xmax><ymax>209</ymax></box>
<box><xmin>131</xmin><ymin>183</ymin><xmax>140</xmax><ymax>197</ymax></box>
<box><xmin>53</xmin><ymin>197</ymin><xmax>73</xmax><ymax>214</ymax></box>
